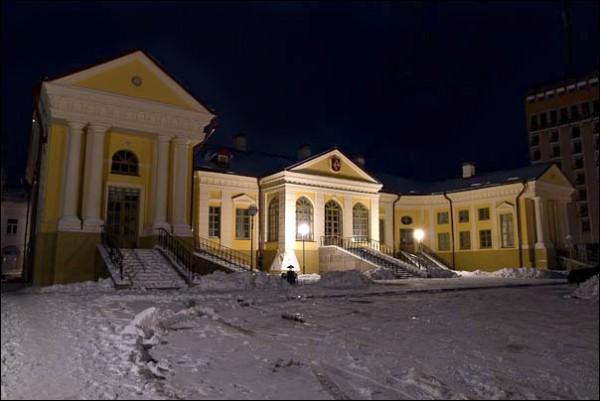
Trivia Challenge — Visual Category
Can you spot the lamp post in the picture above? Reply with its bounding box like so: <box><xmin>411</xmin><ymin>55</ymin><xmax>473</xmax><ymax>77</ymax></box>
<box><xmin>413</xmin><ymin>228</ymin><xmax>425</xmax><ymax>253</ymax></box>
<box><xmin>248</xmin><ymin>204</ymin><xmax>258</xmax><ymax>271</ymax></box>
<box><xmin>298</xmin><ymin>223</ymin><xmax>310</xmax><ymax>275</ymax></box>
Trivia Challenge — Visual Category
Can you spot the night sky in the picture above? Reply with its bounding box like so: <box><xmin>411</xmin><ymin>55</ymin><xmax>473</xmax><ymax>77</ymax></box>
<box><xmin>1</xmin><ymin>1</ymin><xmax>598</xmax><ymax>185</ymax></box>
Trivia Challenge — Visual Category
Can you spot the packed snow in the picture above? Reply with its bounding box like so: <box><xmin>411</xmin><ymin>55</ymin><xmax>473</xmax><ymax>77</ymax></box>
<box><xmin>2</xmin><ymin>270</ymin><xmax>598</xmax><ymax>400</ymax></box>
<box><xmin>571</xmin><ymin>275</ymin><xmax>599</xmax><ymax>301</ymax></box>
<box><xmin>458</xmin><ymin>267</ymin><xmax>568</xmax><ymax>279</ymax></box>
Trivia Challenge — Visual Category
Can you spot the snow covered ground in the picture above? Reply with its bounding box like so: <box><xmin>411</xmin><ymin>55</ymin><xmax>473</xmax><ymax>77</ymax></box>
<box><xmin>2</xmin><ymin>273</ymin><xmax>598</xmax><ymax>400</ymax></box>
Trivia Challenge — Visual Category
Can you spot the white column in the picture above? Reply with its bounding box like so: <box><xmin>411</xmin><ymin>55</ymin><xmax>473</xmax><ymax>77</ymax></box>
<box><xmin>58</xmin><ymin>120</ymin><xmax>86</xmax><ymax>231</ymax></box>
<box><xmin>384</xmin><ymin>201</ymin><xmax>394</xmax><ymax>248</ymax></box>
<box><xmin>82</xmin><ymin>123</ymin><xmax>108</xmax><ymax>232</ymax></box>
<box><xmin>534</xmin><ymin>196</ymin><xmax>548</xmax><ymax>249</ymax></box>
<box><xmin>153</xmin><ymin>135</ymin><xmax>171</xmax><ymax>232</ymax></box>
<box><xmin>171</xmin><ymin>137</ymin><xmax>192</xmax><ymax>236</ymax></box>
<box><xmin>314</xmin><ymin>191</ymin><xmax>325</xmax><ymax>243</ymax></box>
<box><xmin>343</xmin><ymin>196</ymin><xmax>353</xmax><ymax>238</ymax></box>
<box><xmin>370</xmin><ymin>196</ymin><xmax>380</xmax><ymax>241</ymax></box>
<box><xmin>270</xmin><ymin>186</ymin><xmax>300</xmax><ymax>271</ymax></box>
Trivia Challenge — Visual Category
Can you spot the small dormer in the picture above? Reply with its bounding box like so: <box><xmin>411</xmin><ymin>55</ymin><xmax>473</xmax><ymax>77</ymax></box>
<box><xmin>212</xmin><ymin>148</ymin><xmax>234</xmax><ymax>168</ymax></box>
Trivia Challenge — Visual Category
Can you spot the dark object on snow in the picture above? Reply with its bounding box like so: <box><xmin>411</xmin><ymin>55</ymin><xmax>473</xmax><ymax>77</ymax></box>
<box><xmin>567</xmin><ymin>266</ymin><xmax>599</xmax><ymax>286</ymax></box>
<box><xmin>286</xmin><ymin>265</ymin><xmax>298</xmax><ymax>285</ymax></box>
<box><xmin>281</xmin><ymin>312</ymin><xmax>305</xmax><ymax>323</ymax></box>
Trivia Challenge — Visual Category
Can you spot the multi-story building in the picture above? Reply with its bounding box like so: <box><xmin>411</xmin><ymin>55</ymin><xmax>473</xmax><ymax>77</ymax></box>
<box><xmin>526</xmin><ymin>72</ymin><xmax>599</xmax><ymax>244</ymax></box>
<box><xmin>1</xmin><ymin>185</ymin><xmax>29</xmax><ymax>279</ymax></box>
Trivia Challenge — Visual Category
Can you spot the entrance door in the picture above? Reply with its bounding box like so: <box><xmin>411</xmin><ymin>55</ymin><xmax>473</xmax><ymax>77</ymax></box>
<box><xmin>106</xmin><ymin>187</ymin><xmax>140</xmax><ymax>248</ymax></box>
<box><xmin>399</xmin><ymin>229</ymin><xmax>415</xmax><ymax>253</ymax></box>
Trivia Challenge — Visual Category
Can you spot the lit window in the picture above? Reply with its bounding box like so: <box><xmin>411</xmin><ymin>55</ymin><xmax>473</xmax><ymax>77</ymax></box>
<box><xmin>500</xmin><ymin>214</ymin><xmax>514</xmax><ymax>248</ymax></box>
<box><xmin>235</xmin><ymin>209</ymin><xmax>251</xmax><ymax>239</ymax></box>
<box><xmin>111</xmin><ymin>150</ymin><xmax>139</xmax><ymax>175</ymax></box>
<box><xmin>208</xmin><ymin>206</ymin><xmax>221</xmax><ymax>238</ymax></box>
<box><xmin>480</xmin><ymin>230</ymin><xmax>493</xmax><ymax>249</ymax></box>
<box><xmin>296</xmin><ymin>197</ymin><xmax>314</xmax><ymax>240</ymax></box>
<box><xmin>352</xmin><ymin>203</ymin><xmax>369</xmax><ymax>241</ymax></box>
<box><xmin>268</xmin><ymin>197</ymin><xmax>279</xmax><ymax>242</ymax></box>
<box><xmin>324</xmin><ymin>200</ymin><xmax>342</xmax><ymax>238</ymax></box>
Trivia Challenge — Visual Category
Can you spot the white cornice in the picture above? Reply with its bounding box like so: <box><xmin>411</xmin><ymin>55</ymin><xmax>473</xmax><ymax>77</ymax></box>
<box><xmin>260</xmin><ymin>170</ymin><xmax>382</xmax><ymax>194</ymax></box>
<box><xmin>195</xmin><ymin>170</ymin><xmax>259</xmax><ymax>190</ymax></box>
<box><xmin>42</xmin><ymin>82</ymin><xmax>214</xmax><ymax>140</ymax></box>
<box><xmin>288</xmin><ymin>149</ymin><xmax>380</xmax><ymax>184</ymax></box>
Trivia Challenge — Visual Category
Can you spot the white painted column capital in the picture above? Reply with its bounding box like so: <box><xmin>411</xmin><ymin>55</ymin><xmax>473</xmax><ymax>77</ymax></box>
<box><xmin>153</xmin><ymin>134</ymin><xmax>172</xmax><ymax>232</ymax></box>
<box><xmin>171</xmin><ymin>136</ymin><xmax>192</xmax><ymax>236</ymax></box>
<box><xmin>58</xmin><ymin>120</ymin><xmax>87</xmax><ymax>231</ymax></box>
<box><xmin>82</xmin><ymin>123</ymin><xmax>109</xmax><ymax>232</ymax></box>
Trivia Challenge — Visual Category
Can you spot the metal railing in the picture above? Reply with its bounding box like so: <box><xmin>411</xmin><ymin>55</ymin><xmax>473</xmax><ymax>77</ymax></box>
<box><xmin>320</xmin><ymin>235</ymin><xmax>395</xmax><ymax>257</ymax></box>
<box><xmin>157</xmin><ymin>228</ymin><xmax>196</xmax><ymax>282</ymax></box>
<box><xmin>101</xmin><ymin>226</ymin><xmax>124</xmax><ymax>281</ymax></box>
<box><xmin>419</xmin><ymin>243</ymin><xmax>452</xmax><ymax>269</ymax></box>
<box><xmin>194</xmin><ymin>235</ymin><xmax>252</xmax><ymax>270</ymax></box>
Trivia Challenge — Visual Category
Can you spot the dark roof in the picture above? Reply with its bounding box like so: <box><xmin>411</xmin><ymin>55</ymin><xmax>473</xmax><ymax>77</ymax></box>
<box><xmin>378</xmin><ymin>163</ymin><xmax>556</xmax><ymax>195</ymax></box>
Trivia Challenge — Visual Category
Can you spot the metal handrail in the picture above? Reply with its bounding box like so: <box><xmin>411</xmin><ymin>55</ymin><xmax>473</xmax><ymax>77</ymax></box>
<box><xmin>320</xmin><ymin>235</ymin><xmax>395</xmax><ymax>257</ymax></box>
<box><xmin>419</xmin><ymin>243</ymin><xmax>452</xmax><ymax>269</ymax></box>
<box><xmin>194</xmin><ymin>235</ymin><xmax>252</xmax><ymax>270</ymax></box>
<box><xmin>101</xmin><ymin>226</ymin><xmax>124</xmax><ymax>281</ymax></box>
<box><xmin>157</xmin><ymin>228</ymin><xmax>196</xmax><ymax>282</ymax></box>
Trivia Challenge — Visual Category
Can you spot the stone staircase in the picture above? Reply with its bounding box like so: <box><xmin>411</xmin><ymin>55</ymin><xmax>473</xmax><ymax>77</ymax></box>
<box><xmin>118</xmin><ymin>248</ymin><xmax>187</xmax><ymax>290</ymax></box>
<box><xmin>347</xmin><ymin>247</ymin><xmax>427</xmax><ymax>279</ymax></box>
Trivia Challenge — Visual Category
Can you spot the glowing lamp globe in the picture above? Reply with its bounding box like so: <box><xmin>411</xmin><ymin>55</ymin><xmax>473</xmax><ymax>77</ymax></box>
<box><xmin>298</xmin><ymin>223</ymin><xmax>310</xmax><ymax>238</ymax></box>
<box><xmin>413</xmin><ymin>229</ymin><xmax>425</xmax><ymax>242</ymax></box>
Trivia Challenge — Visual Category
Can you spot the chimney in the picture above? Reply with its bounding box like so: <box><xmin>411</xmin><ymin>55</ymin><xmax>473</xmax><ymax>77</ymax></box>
<box><xmin>353</xmin><ymin>154</ymin><xmax>366</xmax><ymax>168</ymax></box>
<box><xmin>232</xmin><ymin>134</ymin><xmax>247</xmax><ymax>151</ymax></box>
<box><xmin>462</xmin><ymin>162</ymin><xmax>476</xmax><ymax>179</ymax></box>
<box><xmin>297</xmin><ymin>144</ymin><xmax>311</xmax><ymax>160</ymax></box>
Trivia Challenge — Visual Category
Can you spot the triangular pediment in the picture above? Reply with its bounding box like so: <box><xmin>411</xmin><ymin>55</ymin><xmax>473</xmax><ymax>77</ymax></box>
<box><xmin>288</xmin><ymin>149</ymin><xmax>380</xmax><ymax>184</ymax></box>
<box><xmin>497</xmin><ymin>201</ymin><xmax>514</xmax><ymax>210</ymax></box>
<box><xmin>537</xmin><ymin>164</ymin><xmax>573</xmax><ymax>188</ymax></box>
<box><xmin>50</xmin><ymin>51</ymin><xmax>211</xmax><ymax>113</ymax></box>
<box><xmin>231</xmin><ymin>193</ymin><xmax>256</xmax><ymax>204</ymax></box>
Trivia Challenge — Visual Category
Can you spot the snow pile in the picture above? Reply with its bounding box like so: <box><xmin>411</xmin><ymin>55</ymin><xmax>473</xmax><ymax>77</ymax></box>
<box><xmin>298</xmin><ymin>274</ymin><xmax>321</xmax><ymax>284</ymax></box>
<box><xmin>365</xmin><ymin>267</ymin><xmax>396</xmax><ymax>280</ymax></box>
<box><xmin>193</xmin><ymin>271</ymin><xmax>287</xmax><ymax>292</ymax></box>
<box><xmin>24</xmin><ymin>278</ymin><xmax>114</xmax><ymax>294</ymax></box>
<box><xmin>458</xmin><ymin>268</ymin><xmax>567</xmax><ymax>279</ymax></box>
<box><xmin>571</xmin><ymin>276</ymin><xmax>599</xmax><ymax>301</ymax></box>
<box><xmin>318</xmin><ymin>270</ymin><xmax>372</xmax><ymax>289</ymax></box>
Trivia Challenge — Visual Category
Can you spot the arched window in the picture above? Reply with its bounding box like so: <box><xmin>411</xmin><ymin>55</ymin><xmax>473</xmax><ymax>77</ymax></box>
<box><xmin>111</xmin><ymin>150</ymin><xmax>139</xmax><ymax>175</ymax></box>
<box><xmin>268</xmin><ymin>196</ymin><xmax>279</xmax><ymax>242</ymax></box>
<box><xmin>324</xmin><ymin>200</ymin><xmax>342</xmax><ymax>238</ymax></box>
<box><xmin>296</xmin><ymin>197</ymin><xmax>314</xmax><ymax>240</ymax></box>
<box><xmin>353</xmin><ymin>203</ymin><xmax>369</xmax><ymax>241</ymax></box>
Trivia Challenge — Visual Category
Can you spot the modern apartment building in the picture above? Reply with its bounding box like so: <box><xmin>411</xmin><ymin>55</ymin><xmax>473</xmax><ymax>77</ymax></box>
<box><xmin>526</xmin><ymin>72</ymin><xmax>599</xmax><ymax>244</ymax></box>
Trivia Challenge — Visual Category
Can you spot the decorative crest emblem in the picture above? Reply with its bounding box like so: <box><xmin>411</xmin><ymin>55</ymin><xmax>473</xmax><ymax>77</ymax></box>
<box><xmin>330</xmin><ymin>156</ymin><xmax>341</xmax><ymax>172</ymax></box>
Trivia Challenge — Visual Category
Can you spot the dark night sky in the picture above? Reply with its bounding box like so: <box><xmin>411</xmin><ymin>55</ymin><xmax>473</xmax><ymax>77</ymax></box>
<box><xmin>1</xmin><ymin>1</ymin><xmax>598</xmax><ymax>185</ymax></box>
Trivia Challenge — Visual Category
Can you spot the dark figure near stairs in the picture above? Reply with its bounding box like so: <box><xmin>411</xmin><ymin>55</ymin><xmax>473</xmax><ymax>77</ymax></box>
<box><xmin>567</xmin><ymin>266</ymin><xmax>599</xmax><ymax>286</ymax></box>
<box><xmin>280</xmin><ymin>265</ymin><xmax>298</xmax><ymax>285</ymax></box>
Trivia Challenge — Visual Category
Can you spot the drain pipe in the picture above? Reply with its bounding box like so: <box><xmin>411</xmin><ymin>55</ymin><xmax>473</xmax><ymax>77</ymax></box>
<box><xmin>442</xmin><ymin>192</ymin><xmax>456</xmax><ymax>269</ymax></box>
<box><xmin>392</xmin><ymin>193</ymin><xmax>402</xmax><ymax>256</ymax></box>
<box><xmin>515</xmin><ymin>181</ymin><xmax>528</xmax><ymax>268</ymax></box>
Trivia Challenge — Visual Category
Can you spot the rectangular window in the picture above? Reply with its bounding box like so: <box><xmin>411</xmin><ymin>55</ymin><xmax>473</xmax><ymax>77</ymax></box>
<box><xmin>500</xmin><ymin>214</ymin><xmax>514</xmax><ymax>248</ymax></box>
<box><xmin>530</xmin><ymin>115</ymin><xmax>538</xmax><ymax>130</ymax></box>
<box><xmin>379</xmin><ymin>219</ymin><xmax>385</xmax><ymax>243</ymax></box>
<box><xmin>530</xmin><ymin>134</ymin><xmax>539</xmax><ymax>146</ymax></box>
<box><xmin>576</xmin><ymin>172</ymin><xmax>585</xmax><ymax>186</ymax></box>
<box><xmin>438</xmin><ymin>232</ymin><xmax>451</xmax><ymax>251</ymax></box>
<box><xmin>437</xmin><ymin>212</ymin><xmax>449</xmax><ymax>224</ymax></box>
<box><xmin>582</xmin><ymin>102</ymin><xmax>590</xmax><ymax>117</ymax></box>
<box><xmin>574</xmin><ymin>156</ymin><xmax>584</xmax><ymax>169</ymax></box>
<box><xmin>570</xmin><ymin>105</ymin><xmax>579</xmax><ymax>121</ymax></box>
<box><xmin>235</xmin><ymin>209</ymin><xmax>251</xmax><ymax>239</ymax></box>
<box><xmin>480</xmin><ymin>230</ymin><xmax>493</xmax><ymax>249</ymax></box>
<box><xmin>573</xmin><ymin>141</ymin><xmax>582</xmax><ymax>155</ymax></box>
<box><xmin>540</xmin><ymin>113</ymin><xmax>547</xmax><ymax>128</ymax></box>
<box><xmin>571</xmin><ymin>126</ymin><xmax>581</xmax><ymax>138</ymax></box>
<box><xmin>459</xmin><ymin>231</ymin><xmax>471</xmax><ymax>250</ymax></box>
<box><xmin>580</xmin><ymin>204</ymin><xmax>588</xmax><ymax>217</ymax></box>
<box><xmin>478</xmin><ymin>208</ymin><xmax>490</xmax><ymax>221</ymax></box>
<box><xmin>560</xmin><ymin>107</ymin><xmax>568</xmax><ymax>123</ymax></box>
<box><xmin>594</xmin><ymin>100</ymin><xmax>599</xmax><ymax>116</ymax></box>
<box><xmin>551</xmin><ymin>144</ymin><xmax>560</xmax><ymax>158</ymax></box>
<box><xmin>532</xmin><ymin>149</ymin><xmax>541</xmax><ymax>161</ymax></box>
<box><xmin>578</xmin><ymin>189</ymin><xmax>587</xmax><ymax>201</ymax></box>
<box><xmin>6</xmin><ymin>219</ymin><xmax>18</xmax><ymax>235</ymax></box>
<box><xmin>458</xmin><ymin>210</ymin><xmax>469</xmax><ymax>223</ymax></box>
<box><xmin>582</xmin><ymin>219</ymin><xmax>591</xmax><ymax>232</ymax></box>
<box><xmin>550</xmin><ymin>110</ymin><xmax>557</xmax><ymax>126</ymax></box>
<box><xmin>550</xmin><ymin>131</ymin><xmax>559</xmax><ymax>143</ymax></box>
<box><xmin>208</xmin><ymin>206</ymin><xmax>221</xmax><ymax>238</ymax></box>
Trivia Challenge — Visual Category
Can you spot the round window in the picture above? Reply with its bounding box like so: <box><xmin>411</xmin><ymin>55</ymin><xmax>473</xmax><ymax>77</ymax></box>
<box><xmin>131</xmin><ymin>76</ymin><xmax>143</xmax><ymax>87</ymax></box>
<box><xmin>401</xmin><ymin>216</ymin><xmax>413</xmax><ymax>225</ymax></box>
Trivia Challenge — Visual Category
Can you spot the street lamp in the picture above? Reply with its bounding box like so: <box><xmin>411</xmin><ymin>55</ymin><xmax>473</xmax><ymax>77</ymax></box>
<box><xmin>298</xmin><ymin>223</ymin><xmax>310</xmax><ymax>275</ymax></box>
<box><xmin>248</xmin><ymin>204</ymin><xmax>258</xmax><ymax>271</ymax></box>
<box><xmin>413</xmin><ymin>228</ymin><xmax>425</xmax><ymax>253</ymax></box>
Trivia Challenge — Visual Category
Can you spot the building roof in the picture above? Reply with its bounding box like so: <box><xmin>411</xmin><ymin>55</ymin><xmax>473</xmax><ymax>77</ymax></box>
<box><xmin>195</xmin><ymin>141</ymin><xmax>557</xmax><ymax>194</ymax></box>
<box><xmin>378</xmin><ymin>163</ymin><xmax>555</xmax><ymax>195</ymax></box>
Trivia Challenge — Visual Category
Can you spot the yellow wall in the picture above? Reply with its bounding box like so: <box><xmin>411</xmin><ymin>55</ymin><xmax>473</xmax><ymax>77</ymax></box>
<box><xmin>294</xmin><ymin>156</ymin><xmax>373</xmax><ymax>182</ymax></box>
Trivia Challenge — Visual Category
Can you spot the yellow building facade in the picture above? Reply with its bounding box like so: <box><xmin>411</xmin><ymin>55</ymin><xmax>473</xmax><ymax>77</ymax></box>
<box><xmin>25</xmin><ymin>51</ymin><xmax>215</xmax><ymax>285</ymax></box>
<box><xmin>25</xmin><ymin>51</ymin><xmax>575</xmax><ymax>286</ymax></box>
